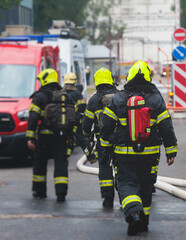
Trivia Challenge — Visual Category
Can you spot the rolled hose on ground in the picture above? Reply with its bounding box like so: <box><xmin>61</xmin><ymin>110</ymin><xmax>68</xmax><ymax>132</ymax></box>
<box><xmin>76</xmin><ymin>154</ymin><xmax>186</xmax><ymax>201</ymax></box>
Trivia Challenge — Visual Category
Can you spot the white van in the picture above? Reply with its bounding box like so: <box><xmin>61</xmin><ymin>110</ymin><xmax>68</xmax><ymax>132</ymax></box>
<box><xmin>45</xmin><ymin>20</ymin><xmax>87</xmax><ymax>99</ymax></box>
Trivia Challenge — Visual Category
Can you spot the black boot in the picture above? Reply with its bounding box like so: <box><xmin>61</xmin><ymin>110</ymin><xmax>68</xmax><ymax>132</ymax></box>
<box><xmin>152</xmin><ymin>185</ymin><xmax>156</xmax><ymax>193</ymax></box>
<box><xmin>127</xmin><ymin>211</ymin><xmax>141</xmax><ymax>236</ymax></box>
<box><xmin>102</xmin><ymin>197</ymin><xmax>114</xmax><ymax>209</ymax></box>
<box><xmin>33</xmin><ymin>191</ymin><xmax>47</xmax><ymax>199</ymax></box>
<box><xmin>57</xmin><ymin>194</ymin><xmax>66</xmax><ymax>202</ymax></box>
<box><xmin>138</xmin><ymin>213</ymin><xmax>149</xmax><ymax>232</ymax></box>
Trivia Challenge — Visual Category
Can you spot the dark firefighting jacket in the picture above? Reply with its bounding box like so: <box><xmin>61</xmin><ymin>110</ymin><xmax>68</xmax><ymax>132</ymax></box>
<box><xmin>26</xmin><ymin>83</ymin><xmax>77</xmax><ymax>140</ymax></box>
<box><xmin>82</xmin><ymin>84</ymin><xmax>119</xmax><ymax>137</ymax></box>
<box><xmin>63</xmin><ymin>84</ymin><xmax>86</xmax><ymax>123</ymax></box>
<box><xmin>100</xmin><ymin>79</ymin><xmax>178</xmax><ymax>158</ymax></box>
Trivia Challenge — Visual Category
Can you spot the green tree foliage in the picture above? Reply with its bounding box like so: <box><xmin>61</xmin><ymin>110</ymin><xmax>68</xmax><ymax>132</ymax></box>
<box><xmin>180</xmin><ymin>0</ymin><xmax>186</xmax><ymax>29</ymax></box>
<box><xmin>0</xmin><ymin>0</ymin><xmax>21</xmax><ymax>10</ymax></box>
<box><xmin>83</xmin><ymin>0</ymin><xmax>125</xmax><ymax>45</ymax></box>
<box><xmin>33</xmin><ymin>0</ymin><xmax>90</xmax><ymax>33</ymax></box>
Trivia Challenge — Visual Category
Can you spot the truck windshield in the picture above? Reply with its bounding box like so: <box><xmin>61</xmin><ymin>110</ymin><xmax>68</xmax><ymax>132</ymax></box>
<box><xmin>0</xmin><ymin>64</ymin><xmax>36</xmax><ymax>98</ymax></box>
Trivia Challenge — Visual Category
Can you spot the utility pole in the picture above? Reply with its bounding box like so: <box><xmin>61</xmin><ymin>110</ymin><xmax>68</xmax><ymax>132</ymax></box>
<box><xmin>107</xmin><ymin>16</ymin><xmax>112</xmax><ymax>71</ymax></box>
<box><xmin>175</xmin><ymin>0</ymin><xmax>180</xmax><ymax>29</ymax></box>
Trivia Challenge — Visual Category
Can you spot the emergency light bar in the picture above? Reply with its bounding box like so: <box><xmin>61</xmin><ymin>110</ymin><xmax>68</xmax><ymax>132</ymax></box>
<box><xmin>0</xmin><ymin>37</ymin><xmax>29</xmax><ymax>42</ymax></box>
<box><xmin>1</xmin><ymin>35</ymin><xmax>60</xmax><ymax>44</ymax></box>
<box><xmin>19</xmin><ymin>35</ymin><xmax>60</xmax><ymax>43</ymax></box>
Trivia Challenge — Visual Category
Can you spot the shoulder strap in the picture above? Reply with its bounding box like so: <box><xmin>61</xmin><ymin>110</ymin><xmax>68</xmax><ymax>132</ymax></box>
<box><xmin>120</xmin><ymin>90</ymin><xmax>130</xmax><ymax>99</ymax></box>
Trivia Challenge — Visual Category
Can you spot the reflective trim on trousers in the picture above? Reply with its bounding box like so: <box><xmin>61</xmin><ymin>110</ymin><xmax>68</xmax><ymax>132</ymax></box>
<box><xmin>122</xmin><ymin>195</ymin><xmax>142</xmax><ymax>209</ymax></box>
<box><xmin>143</xmin><ymin>206</ymin><xmax>151</xmax><ymax>215</ymax></box>
<box><xmin>32</xmin><ymin>175</ymin><xmax>46</xmax><ymax>182</ymax></box>
<box><xmin>99</xmin><ymin>179</ymin><xmax>114</xmax><ymax>187</ymax></box>
<box><xmin>54</xmin><ymin>176</ymin><xmax>68</xmax><ymax>184</ymax></box>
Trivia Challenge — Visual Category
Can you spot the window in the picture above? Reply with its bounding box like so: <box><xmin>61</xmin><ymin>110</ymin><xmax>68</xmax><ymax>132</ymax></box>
<box><xmin>74</xmin><ymin>61</ymin><xmax>81</xmax><ymax>84</ymax></box>
<box><xmin>0</xmin><ymin>65</ymin><xmax>36</xmax><ymax>98</ymax></box>
<box><xmin>60</xmin><ymin>62</ymin><xmax>67</xmax><ymax>87</ymax></box>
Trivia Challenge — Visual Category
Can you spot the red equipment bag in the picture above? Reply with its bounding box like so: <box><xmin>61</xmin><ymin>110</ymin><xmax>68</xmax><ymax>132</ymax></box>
<box><xmin>127</xmin><ymin>95</ymin><xmax>153</xmax><ymax>152</ymax></box>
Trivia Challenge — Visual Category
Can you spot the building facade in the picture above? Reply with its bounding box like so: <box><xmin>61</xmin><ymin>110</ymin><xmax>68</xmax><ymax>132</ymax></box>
<box><xmin>112</xmin><ymin>0</ymin><xmax>177</xmax><ymax>65</ymax></box>
<box><xmin>0</xmin><ymin>0</ymin><xmax>33</xmax><ymax>34</ymax></box>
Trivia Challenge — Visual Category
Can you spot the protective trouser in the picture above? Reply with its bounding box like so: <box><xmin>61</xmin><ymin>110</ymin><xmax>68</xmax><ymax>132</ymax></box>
<box><xmin>97</xmin><ymin>136</ymin><xmax>114</xmax><ymax>199</ymax></box>
<box><xmin>32</xmin><ymin>133</ymin><xmax>68</xmax><ymax>196</ymax></box>
<box><xmin>116</xmin><ymin>153</ymin><xmax>158</xmax><ymax>221</ymax></box>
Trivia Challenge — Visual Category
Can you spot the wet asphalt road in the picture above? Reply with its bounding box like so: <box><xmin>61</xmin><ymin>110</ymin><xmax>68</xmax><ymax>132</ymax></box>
<box><xmin>0</xmin><ymin>118</ymin><xmax>185</xmax><ymax>240</ymax></box>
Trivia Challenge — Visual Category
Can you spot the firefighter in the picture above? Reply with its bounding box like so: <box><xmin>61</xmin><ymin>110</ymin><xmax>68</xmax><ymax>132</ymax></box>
<box><xmin>82</xmin><ymin>67</ymin><xmax>119</xmax><ymax>208</ymax></box>
<box><xmin>26</xmin><ymin>69</ymin><xmax>76</xmax><ymax>202</ymax></box>
<box><xmin>63</xmin><ymin>72</ymin><xmax>96</xmax><ymax>163</ymax></box>
<box><xmin>100</xmin><ymin>60</ymin><xmax>178</xmax><ymax>235</ymax></box>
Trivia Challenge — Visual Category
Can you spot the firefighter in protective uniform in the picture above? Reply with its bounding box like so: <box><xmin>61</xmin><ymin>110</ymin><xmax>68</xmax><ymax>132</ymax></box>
<box><xmin>100</xmin><ymin>61</ymin><xmax>178</xmax><ymax>235</ymax></box>
<box><xmin>26</xmin><ymin>69</ymin><xmax>76</xmax><ymax>202</ymax></box>
<box><xmin>63</xmin><ymin>72</ymin><xmax>96</xmax><ymax>162</ymax></box>
<box><xmin>82</xmin><ymin>67</ymin><xmax>119</xmax><ymax>208</ymax></box>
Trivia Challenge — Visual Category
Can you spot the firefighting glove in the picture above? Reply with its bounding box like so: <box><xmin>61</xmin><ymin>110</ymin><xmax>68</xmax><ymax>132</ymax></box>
<box><xmin>84</xmin><ymin>147</ymin><xmax>97</xmax><ymax>164</ymax></box>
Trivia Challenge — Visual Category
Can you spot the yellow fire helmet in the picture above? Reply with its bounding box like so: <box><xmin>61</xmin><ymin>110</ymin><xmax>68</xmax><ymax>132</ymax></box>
<box><xmin>64</xmin><ymin>72</ymin><xmax>77</xmax><ymax>84</ymax></box>
<box><xmin>37</xmin><ymin>68</ymin><xmax>58</xmax><ymax>87</ymax></box>
<box><xmin>94</xmin><ymin>67</ymin><xmax>114</xmax><ymax>87</ymax></box>
<box><xmin>126</xmin><ymin>60</ymin><xmax>152</xmax><ymax>82</ymax></box>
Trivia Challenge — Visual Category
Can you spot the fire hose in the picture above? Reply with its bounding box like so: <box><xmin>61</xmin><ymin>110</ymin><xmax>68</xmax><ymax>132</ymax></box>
<box><xmin>76</xmin><ymin>154</ymin><xmax>186</xmax><ymax>201</ymax></box>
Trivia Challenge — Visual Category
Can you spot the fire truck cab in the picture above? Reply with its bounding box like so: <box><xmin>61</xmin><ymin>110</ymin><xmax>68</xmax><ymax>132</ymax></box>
<box><xmin>0</xmin><ymin>37</ymin><xmax>60</xmax><ymax>159</ymax></box>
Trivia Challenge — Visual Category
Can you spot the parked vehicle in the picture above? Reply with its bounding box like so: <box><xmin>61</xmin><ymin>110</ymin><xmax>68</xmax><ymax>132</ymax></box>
<box><xmin>46</xmin><ymin>20</ymin><xmax>87</xmax><ymax>99</ymax></box>
<box><xmin>161</xmin><ymin>61</ymin><xmax>173</xmax><ymax>77</ymax></box>
<box><xmin>0</xmin><ymin>37</ymin><xmax>60</xmax><ymax>159</ymax></box>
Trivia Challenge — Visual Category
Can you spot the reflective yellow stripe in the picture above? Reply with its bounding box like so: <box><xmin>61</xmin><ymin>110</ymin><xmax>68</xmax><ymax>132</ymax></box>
<box><xmin>82</xmin><ymin>130</ymin><xmax>90</xmax><ymax>137</ymax></box>
<box><xmin>29</xmin><ymin>103</ymin><xmax>41</xmax><ymax>114</ymax></box>
<box><xmin>157</xmin><ymin>110</ymin><xmax>170</xmax><ymax>124</ymax></box>
<box><xmin>151</xmin><ymin>166</ymin><xmax>156</xmax><ymax>174</ymax></box>
<box><xmin>85</xmin><ymin>109</ymin><xmax>94</xmax><ymax>119</ymax></box>
<box><xmin>143</xmin><ymin>207</ymin><xmax>151</xmax><ymax>215</ymax></box>
<box><xmin>103</xmin><ymin>107</ymin><xmax>118</xmax><ymax>121</ymax></box>
<box><xmin>54</xmin><ymin>176</ymin><xmax>68</xmax><ymax>184</ymax></box>
<box><xmin>76</xmin><ymin>99</ymin><xmax>85</xmax><ymax>106</ymax></box>
<box><xmin>114</xmin><ymin>145</ymin><xmax>160</xmax><ymax>155</ymax></box>
<box><xmin>122</xmin><ymin>195</ymin><xmax>142</xmax><ymax>209</ymax></box>
<box><xmin>119</xmin><ymin>118</ymin><xmax>127</xmax><ymax>126</ymax></box>
<box><xmin>73</xmin><ymin>126</ymin><xmax>77</xmax><ymax>133</ymax></box>
<box><xmin>40</xmin><ymin>110</ymin><xmax>45</xmax><ymax>117</ymax></box>
<box><xmin>138</xmin><ymin>100</ymin><xmax>145</xmax><ymax>105</ymax></box>
<box><xmin>26</xmin><ymin>130</ymin><xmax>35</xmax><ymax>138</ymax></box>
<box><xmin>100</xmin><ymin>138</ymin><xmax>112</xmax><ymax>147</ymax></box>
<box><xmin>32</xmin><ymin>175</ymin><xmax>46</xmax><ymax>182</ymax></box>
<box><xmin>67</xmin><ymin>149</ymin><xmax>72</xmax><ymax>156</ymax></box>
<box><xmin>74</xmin><ymin>104</ymin><xmax>78</xmax><ymax>112</ymax></box>
<box><xmin>95</xmin><ymin>109</ymin><xmax>102</xmax><ymax>120</ymax></box>
<box><xmin>99</xmin><ymin>180</ymin><xmax>114</xmax><ymax>187</ymax></box>
<box><xmin>150</xmin><ymin>119</ymin><xmax>156</xmax><ymax>126</ymax></box>
<box><xmin>131</xmin><ymin>109</ymin><xmax>135</xmax><ymax>141</ymax></box>
<box><xmin>39</xmin><ymin>129</ymin><xmax>53</xmax><ymax>134</ymax></box>
<box><xmin>165</xmin><ymin>145</ymin><xmax>178</xmax><ymax>154</ymax></box>
<box><xmin>114</xmin><ymin>166</ymin><xmax>117</xmax><ymax>174</ymax></box>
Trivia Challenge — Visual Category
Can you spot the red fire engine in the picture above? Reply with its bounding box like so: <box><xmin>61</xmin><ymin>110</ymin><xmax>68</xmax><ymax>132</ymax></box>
<box><xmin>0</xmin><ymin>37</ymin><xmax>60</xmax><ymax>159</ymax></box>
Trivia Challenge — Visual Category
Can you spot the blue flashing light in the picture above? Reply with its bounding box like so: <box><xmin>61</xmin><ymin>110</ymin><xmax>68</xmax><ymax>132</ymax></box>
<box><xmin>0</xmin><ymin>37</ymin><xmax>29</xmax><ymax>42</ymax></box>
<box><xmin>11</xmin><ymin>35</ymin><xmax>60</xmax><ymax>43</ymax></box>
